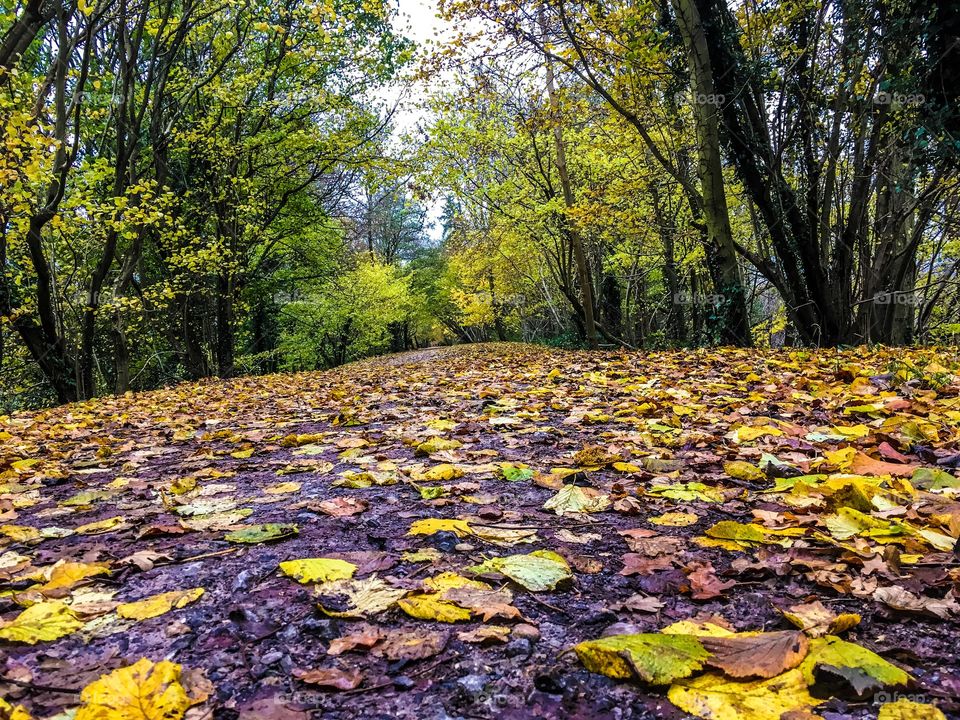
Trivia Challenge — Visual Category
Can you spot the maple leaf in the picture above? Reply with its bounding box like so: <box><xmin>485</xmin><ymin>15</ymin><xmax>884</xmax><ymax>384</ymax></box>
<box><xmin>74</xmin><ymin>658</ymin><xmax>194</xmax><ymax>720</ymax></box>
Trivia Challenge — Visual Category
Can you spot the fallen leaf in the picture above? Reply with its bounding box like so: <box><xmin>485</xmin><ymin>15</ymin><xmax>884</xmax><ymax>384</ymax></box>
<box><xmin>292</xmin><ymin>667</ymin><xmax>362</xmax><ymax>690</ymax></box>
<box><xmin>780</xmin><ymin>600</ymin><xmax>861</xmax><ymax>637</ymax></box>
<box><xmin>667</xmin><ymin>668</ymin><xmax>821</xmax><ymax>720</ymax></box>
<box><xmin>316</xmin><ymin>577</ymin><xmax>406</xmax><ymax>617</ymax></box>
<box><xmin>457</xmin><ymin>625</ymin><xmax>510</xmax><ymax>644</ymax></box>
<box><xmin>279</xmin><ymin>558</ymin><xmax>357</xmax><ymax>584</ymax></box>
<box><xmin>224</xmin><ymin>523</ymin><xmax>298</xmax><ymax>543</ymax></box>
<box><xmin>799</xmin><ymin>635</ymin><xmax>911</xmax><ymax>694</ymax></box>
<box><xmin>878</xmin><ymin>699</ymin><xmax>947</xmax><ymax>720</ymax></box>
<box><xmin>0</xmin><ymin>601</ymin><xmax>83</xmax><ymax>643</ymax></box>
<box><xmin>117</xmin><ymin>587</ymin><xmax>205</xmax><ymax>621</ymax></box>
<box><xmin>75</xmin><ymin>658</ymin><xmax>192</xmax><ymax>720</ymax></box>
<box><xmin>468</xmin><ymin>550</ymin><xmax>572</xmax><ymax>591</ymax></box>
<box><xmin>700</xmin><ymin>630</ymin><xmax>809</xmax><ymax>678</ymax></box>
<box><xmin>542</xmin><ymin>484</ymin><xmax>610</xmax><ymax>515</ymax></box>
<box><xmin>375</xmin><ymin>628</ymin><xmax>449</xmax><ymax>660</ymax></box>
<box><xmin>574</xmin><ymin>633</ymin><xmax>709</xmax><ymax>684</ymax></box>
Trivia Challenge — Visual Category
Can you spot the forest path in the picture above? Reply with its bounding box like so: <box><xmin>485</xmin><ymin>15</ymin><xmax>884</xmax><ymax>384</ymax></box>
<box><xmin>1</xmin><ymin>343</ymin><xmax>958</xmax><ymax>718</ymax></box>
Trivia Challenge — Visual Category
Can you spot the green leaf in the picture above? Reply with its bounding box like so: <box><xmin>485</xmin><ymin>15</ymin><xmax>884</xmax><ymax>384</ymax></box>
<box><xmin>224</xmin><ymin>523</ymin><xmax>298</xmax><ymax>543</ymax></box>
<box><xmin>575</xmin><ymin>633</ymin><xmax>709</xmax><ymax>684</ymax></box>
<box><xmin>799</xmin><ymin>636</ymin><xmax>911</xmax><ymax>694</ymax></box>
<box><xmin>468</xmin><ymin>550</ymin><xmax>571</xmax><ymax>591</ymax></box>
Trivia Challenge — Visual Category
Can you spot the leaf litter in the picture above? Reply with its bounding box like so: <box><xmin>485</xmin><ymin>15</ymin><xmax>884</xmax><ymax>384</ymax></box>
<box><xmin>0</xmin><ymin>343</ymin><xmax>958</xmax><ymax>718</ymax></box>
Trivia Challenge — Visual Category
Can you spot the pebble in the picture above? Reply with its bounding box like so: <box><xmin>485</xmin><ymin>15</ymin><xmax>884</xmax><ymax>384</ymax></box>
<box><xmin>457</xmin><ymin>673</ymin><xmax>488</xmax><ymax>694</ymax></box>
<box><xmin>512</xmin><ymin>623</ymin><xmax>540</xmax><ymax>641</ymax></box>
<box><xmin>505</xmin><ymin>638</ymin><xmax>532</xmax><ymax>658</ymax></box>
<box><xmin>478</xmin><ymin>505</ymin><xmax>502</xmax><ymax>520</ymax></box>
<box><xmin>393</xmin><ymin>675</ymin><xmax>416</xmax><ymax>691</ymax></box>
<box><xmin>232</xmin><ymin>569</ymin><xmax>257</xmax><ymax>592</ymax></box>
<box><xmin>260</xmin><ymin>650</ymin><xmax>283</xmax><ymax>665</ymax></box>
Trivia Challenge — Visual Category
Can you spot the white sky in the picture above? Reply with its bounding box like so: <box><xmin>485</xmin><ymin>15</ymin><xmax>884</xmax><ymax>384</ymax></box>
<box><xmin>384</xmin><ymin>0</ymin><xmax>452</xmax><ymax>240</ymax></box>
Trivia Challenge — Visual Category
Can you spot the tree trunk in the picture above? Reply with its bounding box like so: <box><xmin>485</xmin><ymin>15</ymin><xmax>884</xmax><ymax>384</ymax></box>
<box><xmin>216</xmin><ymin>272</ymin><xmax>235</xmax><ymax>377</ymax></box>
<box><xmin>0</xmin><ymin>0</ymin><xmax>56</xmax><ymax>73</ymax></box>
<box><xmin>671</xmin><ymin>0</ymin><xmax>752</xmax><ymax>347</ymax></box>
<box><xmin>540</xmin><ymin>9</ymin><xmax>597</xmax><ymax>349</ymax></box>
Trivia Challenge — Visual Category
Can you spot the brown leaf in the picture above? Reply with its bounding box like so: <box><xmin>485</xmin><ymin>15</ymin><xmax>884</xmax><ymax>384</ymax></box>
<box><xmin>621</xmin><ymin>534</ymin><xmax>683</xmax><ymax>557</ymax></box>
<box><xmin>329</xmin><ymin>550</ymin><xmax>395</xmax><ymax>575</ymax></box>
<box><xmin>327</xmin><ymin>624</ymin><xmax>384</xmax><ymax>655</ymax></box>
<box><xmin>457</xmin><ymin>626</ymin><xmax>511</xmax><ymax>645</ymax></box>
<box><xmin>873</xmin><ymin>586</ymin><xmax>960</xmax><ymax>619</ymax></box>
<box><xmin>292</xmin><ymin>667</ymin><xmax>362</xmax><ymax>690</ymax></box>
<box><xmin>684</xmin><ymin>561</ymin><xmax>736</xmax><ymax>599</ymax></box>
<box><xmin>620</xmin><ymin>553</ymin><xmax>674</xmax><ymax>576</ymax></box>
<box><xmin>119</xmin><ymin>550</ymin><xmax>170</xmax><ymax>572</ymax></box>
<box><xmin>849</xmin><ymin>451</ymin><xmax>917</xmax><ymax>477</ymax></box>
<box><xmin>137</xmin><ymin>524</ymin><xmax>192</xmax><ymax>539</ymax></box>
<box><xmin>374</xmin><ymin>628</ymin><xmax>448</xmax><ymax>661</ymax></box>
<box><xmin>701</xmin><ymin>630</ymin><xmax>810</xmax><ymax>678</ymax></box>
<box><xmin>619</xmin><ymin>594</ymin><xmax>665</xmax><ymax>613</ymax></box>
<box><xmin>877</xmin><ymin>442</ymin><xmax>911</xmax><ymax>463</ymax></box>
<box><xmin>314</xmin><ymin>496</ymin><xmax>369</xmax><ymax>517</ymax></box>
<box><xmin>442</xmin><ymin>585</ymin><xmax>521</xmax><ymax>622</ymax></box>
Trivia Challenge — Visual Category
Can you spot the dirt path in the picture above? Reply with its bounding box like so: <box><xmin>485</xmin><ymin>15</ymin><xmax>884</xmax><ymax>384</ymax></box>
<box><xmin>1</xmin><ymin>343</ymin><xmax>958</xmax><ymax>719</ymax></box>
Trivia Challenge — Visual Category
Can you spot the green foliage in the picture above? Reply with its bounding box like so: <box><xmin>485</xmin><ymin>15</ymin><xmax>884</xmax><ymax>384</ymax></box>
<box><xmin>279</xmin><ymin>259</ymin><xmax>415</xmax><ymax>369</ymax></box>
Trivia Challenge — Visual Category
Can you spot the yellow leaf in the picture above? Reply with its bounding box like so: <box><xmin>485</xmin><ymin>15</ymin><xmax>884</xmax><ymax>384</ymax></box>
<box><xmin>799</xmin><ymin>636</ymin><xmax>911</xmax><ymax>692</ymax></box>
<box><xmin>407</xmin><ymin>518</ymin><xmax>472</xmax><ymax>537</ymax></box>
<box><xmin>398</xmin><ymin>593</ymin><xmax>472</xmax><ymax>622</ymax></box>
<box><xmin>661</xmin><ymin>620</ymin><xmax>735</xmax><ymax>637</ymax></box>
<box><xmin>724</xmin><ymin>461</ymin><xmax>766</xmax><ymax>482</ymax></box>
<box><xmin>667</xmin><ymin>669</ymin><xmax>821</xmax><ymax>720</ymax></box>
<box><xmin>0</xmin><ymin>698</ymin><xmax>31</xmax><ymax>720</ymax></box>
<box><xmin>650</xmin><ymin>512</ymin><xmax>699</xmax><ymax>527</ymax></box>
<box><xmin>420</xmin><ymin>463</ymin><xmax>464</xmax><ymax>482</ymax></box>
<box><xmin>38</xmin><ymin>559</ymin><xmax>111</xmax><ymax>593</ymax></box>
<box><xmin>263</xmin><ymin>481</ymin><xmax>301</xmax><ymax>495</ymax></box>
<box><xmin>279</xmin><ymin>558</ymin><xmax>357</xmax><ymax>584</ymax></box>
<box><xmin>230</xmin><ymin>448</ymin><xmax>254</xmax><ymax>459</ymax></box>
<box><xmin>730</xmin><ymin>425</ymin><xmax>783</xmax><ymax>442</ymax></box>
<box><xmin>416</xmin><ymin>437</ymin><xmax>462</xmax><ymax>454</ymax></box>
<box><xmin>169</xmin><ymin>476</ymin><xmax>198</xmax><ymax>495</ymax></box>
<box><xmin>75</xmin><ymin>516</ymin><xmax>128</xmax><ymax>535</ymax></box>
<box><xmin>878</xmin><ymin>699</ymin><xmax>947</xmax><ymax>720</ymax></box>
<box><xmin>0</xmin><ymin>525</ymin><xmax>42</xmax><ymax>542</ymax></box>
<box><xmin>542</xmin><ymin>485</ymin><xmax>610</xmax><ymax>515</ymax></box>
<box><xmin>468</xmin><ymin>550</ymin><xmax>571</xmax><ymax>591</ymax></box>
<box><xmin>823</xmin><ymin>447</ymin><xmax>857</xmax><ymax>470</ymax></box>
<box><xmin>316</xmin><ymin>577</ymin><xmax>406</xmax><ymax>618</ymax></box>
<box><xmin>0</xmin><ymin>601</ymin><xmax>83</xmax><ymax>643</ymax></box>
<box><xmin>398</xmin><ymin>573</ymin><xmax>491</xmax><ymax>623</ymax></box>
<box><xmin>75</xmin><ymin>658</ymin><xmax>192</xmax><ymax>720</ymax></box>
<box><xmin>116</xmin><ymin>588</ymin><xmax>205</xmax><ymax>621</ymax></box>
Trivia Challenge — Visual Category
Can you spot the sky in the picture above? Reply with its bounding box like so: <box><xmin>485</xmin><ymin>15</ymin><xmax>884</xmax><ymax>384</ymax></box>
<box><xmin>384</xmin><ymin>0</ymin><xmax>452</xmax><ymax>240</ymax></box>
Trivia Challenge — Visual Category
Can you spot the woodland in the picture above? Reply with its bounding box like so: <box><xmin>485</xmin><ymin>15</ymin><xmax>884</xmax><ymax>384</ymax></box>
<box><xmin>1</xmin><ymin>0</ymin><xmax>960</xmax><ymax>717</ymax></box>
<box><xmin>0</xmin><ymin>0</ymin><xmax>958</xmax><ymax>410</ymax></box>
